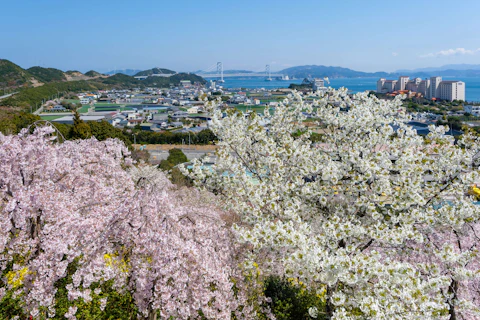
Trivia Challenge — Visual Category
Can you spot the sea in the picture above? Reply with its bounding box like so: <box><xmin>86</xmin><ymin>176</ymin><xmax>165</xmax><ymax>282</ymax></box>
<box><xmin>220</xmin><ymin>77</ymin><xmax>480</xmax><ymax>103</ymax></box>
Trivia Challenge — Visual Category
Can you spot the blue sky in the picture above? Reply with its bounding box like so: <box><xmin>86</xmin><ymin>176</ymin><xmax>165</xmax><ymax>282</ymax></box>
<box><xmin>1</xmin><ymin>0</ymin><xmax>480</xmax><ymax>73</ymax></box>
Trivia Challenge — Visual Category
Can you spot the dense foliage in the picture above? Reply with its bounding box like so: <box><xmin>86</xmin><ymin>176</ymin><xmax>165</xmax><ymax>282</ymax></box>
<box><xmin>0</xmin><ymin>110</ymin><xmax>41</xmax><ymax>135</ymax></box>
<box><xmin>132</xmin><ymin>128</ymin><xmax>216</xmax><ymax>145</ymax></box>
<box><xmin>158</xmin><ymin>149</ymin><xmax>194</xmax><ymax>187</ymax></box>
<box><xmin>158</xmin><ymin>148</ymin><xmax>188</xmax><ymax>171</ymax></box>
<box><xmin>264</xmin><ymin>276</ymin><xmax>326</xmax><ymax>320</ymax></box>
<box><xmin>188</xmin><ymin>88</ymin><xmax>480</xmax><ymax>319</ymax></box>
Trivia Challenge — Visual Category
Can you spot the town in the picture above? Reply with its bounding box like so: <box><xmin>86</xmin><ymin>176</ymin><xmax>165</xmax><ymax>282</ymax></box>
<box><xmin>33</xmin><ymin>73</ymin><xmax>480</xmax><ymax>162</ymax></box>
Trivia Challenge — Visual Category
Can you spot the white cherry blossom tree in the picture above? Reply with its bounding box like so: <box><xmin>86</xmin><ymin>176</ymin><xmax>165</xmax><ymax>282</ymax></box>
<box><xmin>187</xmin><ymin>89</ymin><xmax>480</xmax><ymax>319</ymax></box>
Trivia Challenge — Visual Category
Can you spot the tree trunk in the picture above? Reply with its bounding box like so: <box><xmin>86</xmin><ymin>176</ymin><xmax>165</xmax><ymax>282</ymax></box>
<box><xmin>448</xmin><ymin>279</ymin><xmax>458</xmax><ymax>320</ymax></box>
<box><xmin>325</xmin><ymin>285</ymin><xmax>334</xmax><ymax>319</ymax></box>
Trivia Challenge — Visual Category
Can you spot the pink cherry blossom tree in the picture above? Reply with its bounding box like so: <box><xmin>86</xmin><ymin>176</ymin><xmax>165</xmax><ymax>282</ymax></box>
<box><xmin>0</xmin><ymin>126</ymin><xmax>255</xmax><ymax>319</ymax></box>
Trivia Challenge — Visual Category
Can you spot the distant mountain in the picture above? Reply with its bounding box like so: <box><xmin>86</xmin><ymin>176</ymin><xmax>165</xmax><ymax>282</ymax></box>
<box><xmin>279</xmin><ymin>64</ymin><xmax>480</xmax><ymax>79</ymax></box>
<box><xmin>398</xmin><ymin>64</ymin><xmax>480</xmax><ymax>73</ymax></box>
<box><xmin>105</xmin><ymin>69</ymin><xmax>142</xmax><ymax>76</ymax></box>
<box><xmin>27</xmin><ymin>66</ymin><xmax>66</xmax><ymax>83</ymax></box>
<box><xmin>279</xmin><ymin>65</ymin><xmax>391</xmax><ymax>79</ymax></box>
<box><xmin>435</xmin><ymin>69</ymin><xmax>480</xmax><ymax>77</ymax></box>
<box><xmin>134</xmin><ymin>68</ymin><xmax>176</xmax><ymax>77</ymax></box>
<box><xmin>0</xmin><ymin>59</ymin><xmax>37</xmax><ymax>87</ymax></box>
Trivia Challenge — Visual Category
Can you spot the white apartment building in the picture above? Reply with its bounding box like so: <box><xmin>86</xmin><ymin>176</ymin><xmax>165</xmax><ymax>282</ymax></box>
<box><xmin>376</xmin><ymin>78</ymin><xmax>385</xmax><ymax>93</ymax></box>
<box><xmin>405</xmin><ymin>78</ymin><xmax>421</xmax><ymax>92</ymax></box>
<box><xmin>430</xmin><ymin>76</ymin><xmax>442</xmax><ymax>100</ymax></box>
<box><xmin>464</xmin><ymin>105</ymin><xmax>480</xmax><ymax>116</ymax></box>
<box><xmin>418</xmin><ymin>79</ymin><xmax>431</xmax><ymax>99</ymax></box>
<box><xmin>396</xmin><ymin>76</ymin><xmax>410</xmax><ymax>91</ymax></box>
<box><xmin>437</xmin><ymin>80</ymin><xmax>465</xmax><ymax>101</ymax></box>
<box><xmin>313</xmin><ymin>78</ymin><xmax>326</xmax><ymax>91</ymax></box>
<box><xmin>377</xmin><ymin>79</ymin><xmax>397</xmax><ymax>93</ymax></box>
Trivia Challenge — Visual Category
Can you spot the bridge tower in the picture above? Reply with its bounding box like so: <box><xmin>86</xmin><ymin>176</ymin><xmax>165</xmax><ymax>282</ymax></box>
<box><xmin>265</xmin><ymin>64</ymin><xmax>272</xmax><ymax>81</ymax></box>
<box><xmin>217</xmin><ymin>62</ymin><xmax>225</xmax><ymax>83</ymax></box>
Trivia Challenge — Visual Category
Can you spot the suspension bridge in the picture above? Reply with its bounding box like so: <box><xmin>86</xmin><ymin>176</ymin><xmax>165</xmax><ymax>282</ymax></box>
<box><xmin>196</xmin><ymin>62</ymin><xmax>285</xmax><ymax>80</ymax></box>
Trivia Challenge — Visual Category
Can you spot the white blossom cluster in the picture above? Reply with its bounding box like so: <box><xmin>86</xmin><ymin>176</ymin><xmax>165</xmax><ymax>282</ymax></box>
<box><xmin>186</xmin><ymin>88</ymin><xmax>480</xmax><ymax>319</ymax></box>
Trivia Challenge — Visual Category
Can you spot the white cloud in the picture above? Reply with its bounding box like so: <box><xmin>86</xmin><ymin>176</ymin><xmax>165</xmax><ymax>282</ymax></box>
<box><xmin>420</xmin><ymin>47</ymin><xmax>480</xmax><ymax>58</ymax></box>
<box><xmin>392</xmin><ymin>52</ymin><xmax>398</xmax><ymax>57</ymax></box>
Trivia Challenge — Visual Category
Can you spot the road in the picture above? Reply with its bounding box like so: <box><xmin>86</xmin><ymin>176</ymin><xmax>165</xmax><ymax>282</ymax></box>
<box><xmin>146</xmin><ymin>149</ymin><xmax>214</xmax><ymax>162</ymax></box>
<box><xmin>0</xmin><ymin>92</ymin><xmax>18</xmax><ymax>100</ymax></box>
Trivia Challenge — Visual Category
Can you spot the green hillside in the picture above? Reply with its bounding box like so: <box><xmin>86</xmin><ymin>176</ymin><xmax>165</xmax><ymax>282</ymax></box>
<box><xmin>85</xmin><ymin>70</ymin><xmax>103</xmax><ymax>77</ymax></box>
<box><xmin>0</xmin><ymin>59</ymin><xmax>35</xmax><ymax>88</ymax></box>
<box><xmin>27</xmin><ymin>66</ymin><xmax>67</xmax><ymax>83</ymax></box>
<box><xmin>134</xmin><ymin>67</ymin><xmax>176</xmax><ymax>77</ymax></box>
<box><xmin>65</xmin><ymin>70</ymin><xmax>81</xmax><ymax>75</ymax></box>
<box><xmin>2</xmin><ymin>80</ymin><xmax>104</xmax><ymax>109</ymax></box>
<box><xmin>100</xmin><ymin>73</ymin><xmax>138</xmax><ymax>86</ymax></box>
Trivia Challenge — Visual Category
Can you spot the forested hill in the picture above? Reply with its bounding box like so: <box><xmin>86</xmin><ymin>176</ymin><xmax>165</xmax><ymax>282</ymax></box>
<box><xmin>27</xmin><ymin>66</ymin><xmax>67</xmax><ymax>83</ymax></box>
<box><xmin>0</xmin><ymin>59</ymin><xmax>37</xmax><ymax>88</ymax></box>
<box><xmin>100</xmin><ymin>72</ymin><xmax>206</xmax><ymax>87</ymax></box>
<box><xmin>134</xmin><ymin>67</ymin><xmax>176</xmax><ymax>76</ymax></box>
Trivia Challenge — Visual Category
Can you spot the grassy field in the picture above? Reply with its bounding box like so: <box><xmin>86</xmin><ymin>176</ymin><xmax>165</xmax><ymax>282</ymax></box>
<box><xmin>77</xmin><ymin>105</ymin><xmax>90</xmax><ymax>113</ymax></box>
<box><xmin>93</xmin><ymin>103</ymin><xmax>133</xmax><ymax>112</ymax></box>
<box><xmin>95</xmin><ymin>105</ymin><xmax>121</xmax><ymax>109</ymax></box>
<box><xmin>94</xmin><ymin>102</ymin><xmax>118</xmax><ymax>106</ymax></box>
<box><xmin>94</xmin><ymin>108</ymin><xmax>118</xmax><ymax>112</ymax></box>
